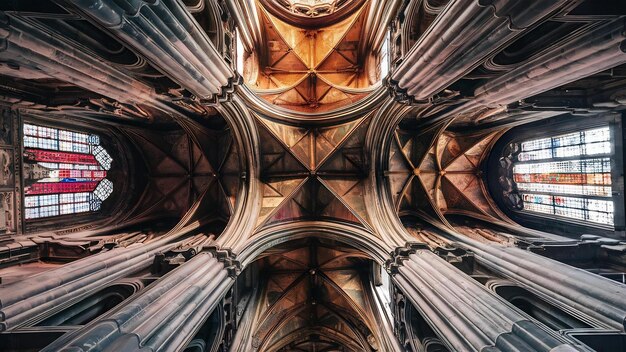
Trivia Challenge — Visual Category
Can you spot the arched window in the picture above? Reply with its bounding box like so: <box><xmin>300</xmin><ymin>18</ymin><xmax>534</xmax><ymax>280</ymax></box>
<box><xmin>379</xmin><ymin>32</ymin><xmax>390</xmax><ymax>79</ymax></box>
<box><xmin>512</xmin><ymin>126</ymin><xmax>613</xmax><ymax>225</ymax></box>
<box><xmin>23</xmin><ymin>123</ymin><xmax>114</xmax><ymax>220</ymax></box>
<box><xmin>491</xmin><ymin>115</ymin><xmax>624</xmax><ymax>235</ymax></box>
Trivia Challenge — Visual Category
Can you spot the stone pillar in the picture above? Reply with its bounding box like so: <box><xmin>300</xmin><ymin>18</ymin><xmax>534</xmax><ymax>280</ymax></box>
<box><xmin>389</xmin><ymin>243</ymin><xmax>579</xmax><ymax>351</ymax></box>
<box><xmin>67</xmin><ymin>0</ymin><xmax>235</xmax><ymax>101</ymax></box>
<box><xmin>41</xmin><ymin>249</ymin><xmax>238</xmax><ymax>351</ymax></box>
<box><xmin>0</xmin><ymin>237</ymin><xmax>178</xmax><ymax>331</ymax></box>
<box><xmin>462</xmin><ymin>239</ymin><xmax>626</xmax><ymax>332</ymax></box>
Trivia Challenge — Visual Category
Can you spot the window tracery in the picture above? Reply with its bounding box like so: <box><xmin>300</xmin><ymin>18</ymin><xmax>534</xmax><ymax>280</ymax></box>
<box><xmin>23</xmin><ymin>123</ymin><xmax>114</xmax><ymax>220</ymax></box>
<box><xmin>504</xmin><ymin>126</ymin><xmax>615</xmax><ymax>226</ymax></box>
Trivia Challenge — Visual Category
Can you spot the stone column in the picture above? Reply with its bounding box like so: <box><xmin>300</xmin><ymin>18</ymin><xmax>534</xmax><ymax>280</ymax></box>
<box><xmin>41</xmin><ymin>249</ymin><xmax>238</xmax><ymax>351</ymax></box>
<box><xmin>389</xmin><ymin>243</ymin><xmax>580</xmax><ymax>352</ymax></box>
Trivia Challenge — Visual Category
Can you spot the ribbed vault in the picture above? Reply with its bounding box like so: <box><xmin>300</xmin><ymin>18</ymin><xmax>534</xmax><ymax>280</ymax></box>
<box><xmin>248</xmin><ymin>238</ymin><xmax>382</xmax><ymax>352</ymax></box>
<box><xmin>119</xmin><ymin>114</ymin><xmax>240</xmax><ymax>227</ymax></box>
<box><xmin>1</xmin><ymin>1</ymin><xmax>626</xmax><ymax>352</ymax></box>
<box><xmin>255</xmin><ymin>114</ymin><xmax>375</xmax><ymax>232</ymax></box>
<box><xmin>242</xmin><ymin>0</ymin><xmax>381</xmax><ymax>113</ymax></box>
<box><xmin>388</xmin><ymin>118</ymin><xmax>511</xmax><ymax>227</ymax></box>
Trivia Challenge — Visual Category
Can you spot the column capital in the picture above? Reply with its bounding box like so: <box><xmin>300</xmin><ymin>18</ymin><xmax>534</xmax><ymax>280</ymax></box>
<box><xmin>204</xmin><ymin>244</ymin><xmax>242</xmax><ymax>278</ymax></box>
<box><xmin>386</xmin><ymin>241</ymin><xmax>430</xmax><ymax>274</ymax></box>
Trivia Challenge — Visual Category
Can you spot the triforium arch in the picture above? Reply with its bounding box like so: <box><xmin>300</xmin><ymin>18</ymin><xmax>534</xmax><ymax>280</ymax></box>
<box><xmin>1</xmin><ymin>0</ymin><xmax>626</xmax><ymax>352</ymax></box>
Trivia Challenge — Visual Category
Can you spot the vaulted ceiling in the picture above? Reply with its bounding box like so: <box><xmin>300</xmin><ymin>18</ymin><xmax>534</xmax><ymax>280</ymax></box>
<box><xmin>249</xmin><ymin>238</ymin><xmax>382</xmax><ymax>352</ymax></box>
<box><xmin>1</xmin><ymin>1</ymin><xmax>626</xmax><ymax>352</ymax></box>
<box><xmin>389</xmin><ymin>119</ymin><xmax>509</xmax><ymax>224</ymax></box>
<box><xmin>118</xmin><ymin>115</ymin><xmax>240</xmax><ymax>226</ymax></box>
<box><xmin>243</xmin><ymin>0</ymin><xmax>379</xmax><ymax>112</ymax></box>
<box><xmin>255</xmin><ymin>113</ymin><xmax>373</xmax><ymax>231</ymax></box>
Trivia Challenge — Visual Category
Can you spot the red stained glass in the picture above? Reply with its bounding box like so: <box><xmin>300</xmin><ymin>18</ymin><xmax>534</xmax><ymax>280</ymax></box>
<box><xmin>512</xmin><ymin>126</ymin><xmax>614</xmax><ymax>225</ymax></box>
<box><xmin>25</xmin><ymin>181</ymin><xmax>99</xmax><ymax>195</ymax></box>
<box><xmin>24</xmin><ymin>149</ymin><xmax>99</xmax><ymax>165</ymax></box>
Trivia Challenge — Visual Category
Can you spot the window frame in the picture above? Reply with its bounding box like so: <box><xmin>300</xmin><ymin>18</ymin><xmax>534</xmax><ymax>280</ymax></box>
<box><xmin>488</xmin><ymin>113</ymin><xmax>624</xmax><ymax>238</ymax></box>
<box><xmin>20</xmin><ymin>117</ymin><xmax>119</xmax><ymax>227</ymax></box>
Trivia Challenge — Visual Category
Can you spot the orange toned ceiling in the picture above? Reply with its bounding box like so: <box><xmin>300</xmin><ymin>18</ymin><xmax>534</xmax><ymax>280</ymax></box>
<box><xmin>245</xmin><ymin>2</ymin><xmax>375</xmax><ymax>112</ymax></box>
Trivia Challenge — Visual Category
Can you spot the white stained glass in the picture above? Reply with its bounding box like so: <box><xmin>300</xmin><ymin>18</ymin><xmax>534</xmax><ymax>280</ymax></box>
<box><xmin>60</xmin><ymin>203</ymin><xmax>74</xmax><ymax>215</ymax></box>
<box><xmin>554</xmin><ymin>145</ymin><xmax>583</xmax><ymax>158</ymax></box>
<box><xmin>584</xmin><ymin>127</ymin><xmax>611</xmax><ymax>143</ymax></box>
<box><xmin>61</xmin><ymin>202</ymin><xmax>90</xmax><ymax>215</ymax></box>
<box><xmin>75</xmin><ymin>202</ymin><xmax>90</xmax><ymax>213</ymax></box>
<box><xmin>513</xmin><ymin>158</ymin><xmax>611</xmax><ymax>174</ymax></box>
<box><xmin>553</xmin><ymin>142</ymin><xmax>611</xmax><ymax>158</ymax></box>
<box><xmin>39</xmin><ymin>205</ymin><xmax>59</xmax><ymax>218</ymax></box>
<box><xmin>589</xmin><ymin>211</ymin><xmax>613</xmax><ymax>225</ymax></box>
<box><xmin>554</xmin><ymin>206</ymin><xmax>585</xmax><ymax>221</ymax></box>
<box><xmin>94</xmin><ymin>179</ymin><xmax>113</xmax><ymax>201</ymax></box>
<box><xmin>24</xmin><ymin>136</ymin><xmax>37</xmax><ymax>148</ymax></box>
<box><xmin>552</xmin><ymin>131</ymin><xmax>580</xmax><ymax>147</ymax></box>
<box><xmin>24</xmin><ymin>136</ymin><xmax>59</xmax><ymax>150</ymax></box>
<box><xmin>23</xmin><ymin>124</ymin><xmax>37</xmax><ymax>136</ymax></box>
<box><xmin>585</xmin><ymin>141</ymin><xmax>611</xmax><ymax>156</ymax></box>
<box><xmin>24</xmin><ymin>196</ymin><xmax>39</xmax><ymax>208</ymax></box>
<box><xmin>59</xmin><ymin>141</ymin><xmax>72</xmax><ymax>152</ymax></box>
<box><xmin>93</xmin><ymin>146</ymin><xmax>112</xmax><ymax>170</ymax></box>
<box><xmin>25</xmin><ymin>208</ymin><xmax>39</xmax><ymax>219</ymax></box>
<box><xmin>59</xmin><ymin>141</ymin><xmax>90</xmax><ymax>154</ymax></box>
<box><xmin>42</xmin><ymin>195</ymin><xmax>58</xmax><ymax>206</ymax></box>
<box><xmin>75</xmin><ymin>192</ymin><xmax>90</xmax><ymax>202</ymax></box>
<box><xmin>521</xmin><ymin>137</ymin><xmax>551</xmax><ymax>152</ymax></box>
<box><xmin>58</xmin><ymin>130</ymin><xmax>89</xmax><ymax>144</ymax></box>
<box><xmin>58</xmin><ymin>130</ymin><xmax>72</xmax><ymax>142</ymax></box>
<box><xmin>516</xmin><ymin>183</ymin><xmax>611</xmax><ymax>197</ymax></box>
<box><xmin>33</xmin><ymin>125</ymin><xmax>56</xmax><ymax>139</ymax></box>
<box><xmin>518</xmin><ymin>149</ymin><xmax>552</xmax><ymax>161</ymax></box>
<box><xmin>587</xmin><ymin>198</ymin><xmax>614</xmax><ymax>212</ymax></box>
<box><xmin>60</xmin><ymin>193</ymin><xmax>74</xmax><ymax>204</ymax></box>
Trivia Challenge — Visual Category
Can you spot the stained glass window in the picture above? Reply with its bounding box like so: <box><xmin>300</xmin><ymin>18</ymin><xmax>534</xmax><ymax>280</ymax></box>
<box><xmin>512</xmin><ymin>126</ymin><xmax>614</xmax><ymax>226</ymax></box>
<box><xmin>379</xmin><ymin>32</ymin><xmax>390</xmax><ymax>79</ymax></box>
<box><xmin>23</xmin><ymin>123</ymin><xmax>114</xmax><ymax>220</ymax></box>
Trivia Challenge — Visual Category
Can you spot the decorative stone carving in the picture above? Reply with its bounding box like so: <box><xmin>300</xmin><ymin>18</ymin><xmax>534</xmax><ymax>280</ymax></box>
<box><xmin>0</xmin><ymin>148</ymin><xmax>13</xmax><ymax>189</ymax></box>
<box><xmin>0</xmin><ymin>191</ymin><xmax>14</xmax><ymax>234</ymax></box>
